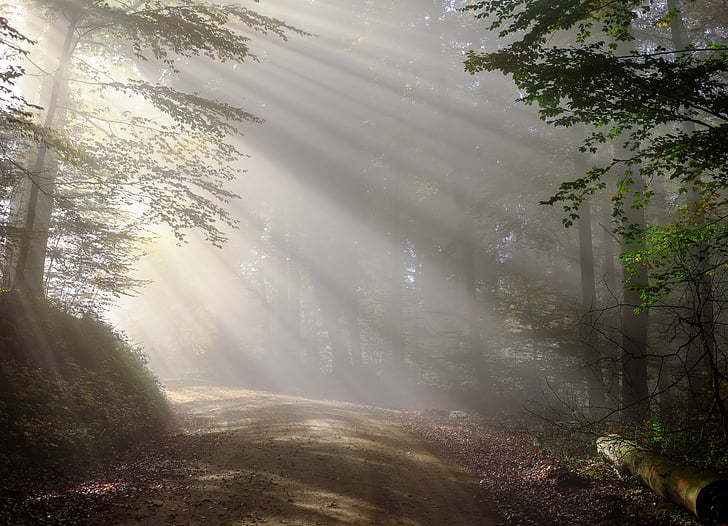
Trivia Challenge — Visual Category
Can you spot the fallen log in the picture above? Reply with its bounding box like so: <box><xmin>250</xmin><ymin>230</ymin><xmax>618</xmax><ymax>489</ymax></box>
<box><xmin>597</xmin><ymin>434</ymin><xmax>728</xmax><ymax>523</ymax></box>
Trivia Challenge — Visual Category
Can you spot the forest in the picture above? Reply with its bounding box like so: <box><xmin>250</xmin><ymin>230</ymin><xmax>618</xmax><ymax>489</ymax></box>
<box><xmin>1</xmin><ymin>0</ymin><xmax>727</xmax><ymax>525</ymax></box>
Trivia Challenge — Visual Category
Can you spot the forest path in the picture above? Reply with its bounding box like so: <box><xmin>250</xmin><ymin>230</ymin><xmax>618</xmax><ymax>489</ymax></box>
<box><xmin>103</xmin><ymin>386</ymin><xmax>498</xmax><ymax>526</ymax></box>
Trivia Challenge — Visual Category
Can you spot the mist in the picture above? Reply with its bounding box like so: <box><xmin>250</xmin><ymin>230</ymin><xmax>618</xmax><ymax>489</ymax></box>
<box><xmin>2</xmin><ymin>1</ymin><xmax>727</xmax><ymax>525</ymax></box>
<box><xmin>105</xmin><ymin>0</ymin><xmax>582</xmax><ymax>413</ymax></box>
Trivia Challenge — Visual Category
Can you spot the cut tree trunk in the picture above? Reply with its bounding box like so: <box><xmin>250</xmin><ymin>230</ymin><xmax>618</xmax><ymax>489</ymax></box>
<box><xmin>597</xmin><ymin>434</ymin><xmax>728</xmax><ymax>523</ymax></box>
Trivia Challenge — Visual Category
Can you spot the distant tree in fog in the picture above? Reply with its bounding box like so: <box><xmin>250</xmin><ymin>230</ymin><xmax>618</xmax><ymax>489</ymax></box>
<box><xmin>465</xmin><ymin>0</ymin><xmax>728</xmax><ymax>434</ymax></box>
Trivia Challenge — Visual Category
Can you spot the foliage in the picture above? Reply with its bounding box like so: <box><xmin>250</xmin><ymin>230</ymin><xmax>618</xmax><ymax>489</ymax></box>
<box><xmin>460</xmin><ymin>0</ymin><xmax>728</xmax><ymax>466</ymax></box>
<box><xmin>0</xmin><ymin>15</ymin><xmax>35</xmax><ymax>118</ymax></box>
<box><xmin>0</xmin><ymin>293</ymin><xmax>170</xmax><ymax>470</ymax></box>
<box><xmin>0</xmin><ymin>16</ymin><xmax>34</xmax><ymax>218</ymax></box>
<box><xmin>463</xmin><ymin>0</ymin><xmax>728</xmax><ymax>302</ymax></box>
<box><xmin>621</xmin><ymin>221</ymin><xmax>728</xmax><ymax>308</ymax></box>
<box><xmin>1</xmin><ymin>1</ymin><xmax>304</xmax><ymax>310</ymax></box>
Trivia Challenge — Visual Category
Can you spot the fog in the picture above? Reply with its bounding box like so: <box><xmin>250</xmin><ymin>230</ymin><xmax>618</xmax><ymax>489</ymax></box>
<box><xmin>3</xmin><ymin>0</ymin><xmax>657</xmax><ymax>418</ymax></box>
<box><xmin>4</xmin><ymin>2</ymin><xmax>728</xmax><ymax>523</ymax></box>
<box><xmin>94</xmin><ymin>0</ymin><xmax>592</xmax><ymax>411</ymax></box>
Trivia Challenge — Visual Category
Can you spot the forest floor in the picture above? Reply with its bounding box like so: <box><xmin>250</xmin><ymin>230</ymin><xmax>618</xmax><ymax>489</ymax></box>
<box><xmin>1</xmin><ymin>385</ymin><xmax>700</xmax><ymax>526</ymax></box>
<box><xmin>400</xmin><ymin>413</ymin><xmax>699</xmax><ymax>526</ymax></box>
<box><xmin>1</xmin><ymin>386</ymin><xmax>497</xmax><ymax>526</ymax></box>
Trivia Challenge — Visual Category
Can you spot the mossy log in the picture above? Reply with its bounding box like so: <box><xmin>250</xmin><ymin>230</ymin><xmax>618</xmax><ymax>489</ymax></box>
<box><xmin>597</xmin><ymin>434</ymin><xmax>728</xmax><ymax>523</ymax></box>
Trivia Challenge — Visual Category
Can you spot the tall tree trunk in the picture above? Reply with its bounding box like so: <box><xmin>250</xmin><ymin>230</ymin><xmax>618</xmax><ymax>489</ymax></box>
<box><xmin>300</xmin><ymin>269</ymin><xmax>320</xmax><ymax>372</ymax></box>
<box><xmin>609</xmin><ymin>29</ymin><xmax>651</xmax><ymax>422</ymax></box>
<box><xmin>347</xmin><ymin>300</ymin><xmax>362</xmax><ymax>369</ymax></box>
<box><xmin>464</xmin><ymin>231</ymin><xmax>483</xmax><ymax>383</ymax></box>
<box><xmin>273</xmin><ymin>265</ymin><xmax>289</xmax><ymax>361</ymax></box>
<box><xmin>577</xmin><ymin>186</ymin><xmax>606</xmax><ymax>415</ymax></box>
<box><xmin>316</xmin><ymin>281</ymin><xmax>350</xmax><ymax>378</ymax></box>
<box><xmin>598</xmin><ymin>203</ymin><xmax>621</xmax><ymax>404</ymax></box>
<box><xmin>620</xmin><ymin>169</ymin><xmax>651</xmax><ymax>422</ymax></box>
<box><xmin>668</xmin><ymin>0</ymin><xmax>718</xmax><ymax>419</ymax></box>
<box><xmin>600</xmin><ymin>205</ymin><xmax>617</xmax><ymax>303</ymax></box>
<box><xmin>453</xmin><ymin>182</ymin><xmax>486</xmax><ymax>391</ymax></box>
<box><xmin>288</xmin><ymin>252</ymin><xmax>301</xmax><ymax>362</ymax></box>
<box><xmin>265</xmin><ymin>209</ymin><xmax>289</xmax><ymax>363</ymax></box>
<box><xmin>9</xmin><ymin>18</ymin><xmax>77</xmax><ymax>296</ymax></box>
<box><xmin>387</xmin><ymin>171</ymin><xmax>405</xmax><ymax>377</ymax></box>
<box><xmin>667</xmin><ymin>0</ymin><xmax>689</xmax><ymax>51</ymax></box>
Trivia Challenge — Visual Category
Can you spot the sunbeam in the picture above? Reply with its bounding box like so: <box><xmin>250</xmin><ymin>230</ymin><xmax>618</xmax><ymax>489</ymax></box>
<box><xmin>2</xmin><ymin>0</ymin><xmax>728</xmax><ymax>525</ymax></box>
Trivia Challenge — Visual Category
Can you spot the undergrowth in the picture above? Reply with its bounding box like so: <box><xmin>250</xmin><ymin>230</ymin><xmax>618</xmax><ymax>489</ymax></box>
<box><xmin>0</xmin><ymin>293</ymin><xmax>171</xmax><ymax>475</ymax></box>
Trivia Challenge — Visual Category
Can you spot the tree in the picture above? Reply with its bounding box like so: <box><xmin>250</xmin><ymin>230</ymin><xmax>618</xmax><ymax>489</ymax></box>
<box><xmin>464</xmin><ymin>0</ymin><xmax>727</xmax><ymax>427</ymax></box>
<box><xmin>4</xmin><ymin>0</ymin><xmax>302</xmax><ymax>308</ymax></box>
<box><xmin>575</xmin><ymin>153</ymin><xmax>607</xmax><ymax>415</ymax></box>
<box><xmin>0</xmin><ymin>15</ymin><xmax>86</xmax><ymax>284</ymax></box>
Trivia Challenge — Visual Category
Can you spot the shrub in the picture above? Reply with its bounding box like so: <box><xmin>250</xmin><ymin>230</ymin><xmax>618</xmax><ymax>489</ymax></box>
<box><xmin>0</xmin><ymin>293</ymin><xmax>171</xmax><ymax>471</ymax></box>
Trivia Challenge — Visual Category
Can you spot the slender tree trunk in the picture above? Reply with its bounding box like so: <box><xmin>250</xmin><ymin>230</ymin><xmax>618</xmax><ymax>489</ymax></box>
<box><xmin>288</xmin><ymin>253</ymin><xmax>301</xmax><ymax>361</ymax></box>
<box><xmin>387</xmin><ymin>171</ymin><xmax>405</xmax><ymax>377</ymax></box>
<box><xmin>620</xmin><ymin>169</ymin><xmax>651</xmax><ymax>422</ymax></box>
<box><xmin>300</xmin><ymin>270</ymin><xmax>320</xmax><ymax>372</ymax></box>
<box><xmin>596</xmin><ymin>198</ymin><xmax>624</xmax><ymax>404</ymax></box>
<box><xmin>601</xmin><ymin>222</ymin><xmax>617</xmax><ymax>300</ymax></box>
<box><xmin>273</xmin><ymin>266</ymin><xmax>289</xmax><ymax>360</ymax></box>
<box><xmin>388</xmin><ymin>238</ymin><xmax>405</xmax><ymax>375</ymax></box>
<box><xmin>578</xmin><ymin>187</ymin><xmax>606</xmax><ymax>414</ymax></box>
<box><xmin>347</xmin><ymin>301</ymin><xmax>362</xmax><ymax>369</ymax></box>
<box><xmin>453</xmin><ymin>181</ymin><xmax>486</xmax><ymax>390</ymax></box>
<box><xmin>316</xmin><ymin>281</ymin><xmax>350</xmax><ymax>377</ymax></box>
<box><xmin>667</xmin><ymin>0</ymin><xmax>718</xmax><ymax>418</ymax></box>
<box><xmin>667</xmin><ymin>0</ymin><xmax>689</xmax><ymax>51</ymax></box>
<box><xmin>463</xmin><ymin>233</ymin><xmax>482</xmax><ymax>381</ymax></box>
<box><xmin>265</xmin><ymin>210</ymin><xmax>288</xmax><ymax>362</ymax></box>
<box><xmin>606</xmin><ymin>28</ymin><xmax>651</xmax><ymax>422</ymax></box>
<box><xmin>10</xmin><ymin>18</ymin><xmax>77</xmax><ymax>296</ymax></box>
<box><xmin>579</xmin><ymin>203</ymin><xmax>596</xmax><ymax>311</ymax></box>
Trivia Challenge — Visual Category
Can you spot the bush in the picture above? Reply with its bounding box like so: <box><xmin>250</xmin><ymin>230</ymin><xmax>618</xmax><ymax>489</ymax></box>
<box><xmin>0</xmin><ymin>293</ymin><xmax>171</xmax><ymax>472</ymax></box>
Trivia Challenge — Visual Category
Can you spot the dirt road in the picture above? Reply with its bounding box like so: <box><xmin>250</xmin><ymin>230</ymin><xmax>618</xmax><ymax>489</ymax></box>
<box><xmin>102</xmin><ymin>386</ymin><xmax>498</xmax><ymax>526</ymax></box>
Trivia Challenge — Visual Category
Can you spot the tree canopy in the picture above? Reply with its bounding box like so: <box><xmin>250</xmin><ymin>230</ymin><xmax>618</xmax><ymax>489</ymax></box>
<box><xmin>1</xmin><ymin>0</ymin><xmax>304</xmax><ymax>311</ymax></box>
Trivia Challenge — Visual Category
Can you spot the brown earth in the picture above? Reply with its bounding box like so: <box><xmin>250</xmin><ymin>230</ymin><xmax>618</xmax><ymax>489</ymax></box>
<box><xmin>95</xmin><ymin>386</ymin><xmax>499</xmax><ymax>526</ymax></box>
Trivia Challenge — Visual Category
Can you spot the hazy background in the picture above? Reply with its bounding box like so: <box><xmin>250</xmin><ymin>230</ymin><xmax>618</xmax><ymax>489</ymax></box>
<box><xmin>106</xmin><ymin>0</ymin><xmax>593</xmax><ymax>411</ymax></box>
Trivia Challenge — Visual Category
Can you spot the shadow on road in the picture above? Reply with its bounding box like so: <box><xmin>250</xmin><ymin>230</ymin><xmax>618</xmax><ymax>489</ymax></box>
<box><xmin>107</xmin><ymin>386</ymin><xmax>498</xmax><ymax>526</ymax></box>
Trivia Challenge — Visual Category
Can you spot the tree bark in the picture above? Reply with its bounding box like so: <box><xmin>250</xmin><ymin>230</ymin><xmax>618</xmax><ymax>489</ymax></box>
<box><xmin>667</xmin><ymin>0</ymin><xmax>719</xmax><ymax>422</ymax></box>
<box><xmin>597</xmin><ymin>435</ymin><xmax>728</xmax><ymax>522</ymax></box>
<box><xmin>9</xmin><ymin>18</ymin><xmax>77</xmax><ymax>296</ymax></box>
<box><xmin>604</xmin><ymin>27</ymin><xmax>651</xmax><ymax>423</ymax></box>
<box><xmin>265</xmin><ymin>209</ymin><xmax>289</xmax><ymax>362</ymax></box>
<box><xmin>613</xmin><ymin>131</ymin><xmax>650</xmax><ymax>420</ymax></box>
<box><xmin>620</xmin><ymin>178</ymin><xmax>650</xmax><ymax>422</ymax></box>
<box><xmin>577</xmin><ymin>191</ymin><xmax>606</xmax><ymax>414</ymax></box>
<box><xmin>453</xmin><ymin>181</ymin><xmax>487</xmax><ymax>389</ymax></box>
<box><xmin>600</xmin><ymin>204</ymin><xmax>617</xmax><ymax>302</ymax></box>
